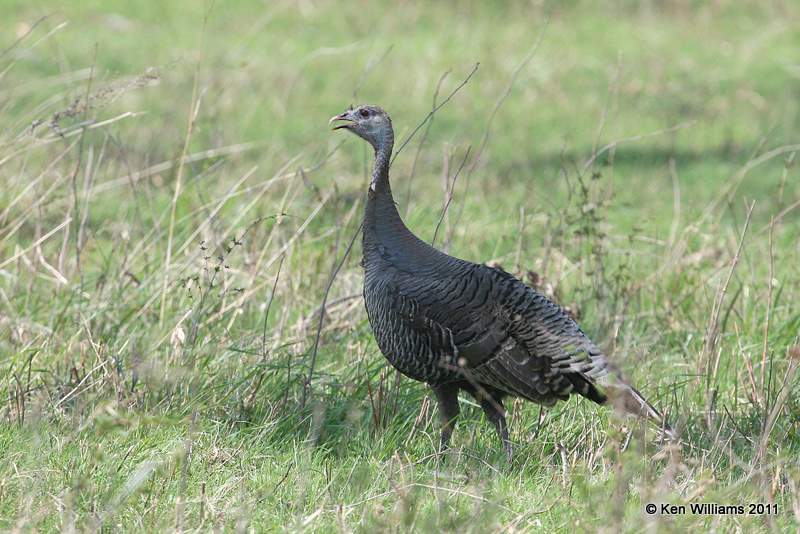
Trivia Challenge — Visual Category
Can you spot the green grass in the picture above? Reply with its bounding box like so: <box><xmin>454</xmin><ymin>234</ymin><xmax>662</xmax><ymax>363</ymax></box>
<box><xmin>2</xmin><ymin>1</ymin><xmax>800</xmax><ymax>531</ymax></box>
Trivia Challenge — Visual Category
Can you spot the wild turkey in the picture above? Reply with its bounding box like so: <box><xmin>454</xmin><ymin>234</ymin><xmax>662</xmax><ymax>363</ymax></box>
<box><xmin>330</xmin><ymin>105</ymin><xmax>674</xmax><ymax>460</ymax></box>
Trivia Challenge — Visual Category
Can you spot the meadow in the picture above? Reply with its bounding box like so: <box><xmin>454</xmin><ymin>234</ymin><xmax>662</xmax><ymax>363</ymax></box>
<box><xmin>1</xmin><ymin>1</ymin><xmax>799</xmax><ymax>531</ymax></box>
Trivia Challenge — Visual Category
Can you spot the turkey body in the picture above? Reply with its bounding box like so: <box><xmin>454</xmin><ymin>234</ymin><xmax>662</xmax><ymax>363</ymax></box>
<box><xmin>362</xmin><ymin>182</ymin><xmax>609</xmax><ymax>406</ymax></box>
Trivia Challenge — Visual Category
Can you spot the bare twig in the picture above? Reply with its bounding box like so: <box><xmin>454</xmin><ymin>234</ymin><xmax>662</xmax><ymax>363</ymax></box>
<box><xmin>404</xmin><ymin>69</ymin><xmax>451</xmax><ymax>213</ymax></box>
<box><xmin>432</xmin><ymin>146</ymin><xmax>471</xmax><ymax>246</ymax></box>
<box><xmin>262</xmin><ymin>255</ymin><xmax>285</xmax><ymax>358</ymax></box>
<box><xmin>580</xmin><ymin>121</ymin><xmax>696</xmax><ymax>176</ymax></box>
<box><xmin>352</xmin><ymin>45</ymin><xmax>394</xmax><ymax>100</ymax></box>
<box><xmin>244</xmin><ymin>254</ymin><xmax>286</xmax><ymax>409</ymax></box>
<box><xmin>302</xmin><ymin>221</ymin><xmax>364</xmax><ymax>408</ymax></box>
<box><xmin>0</xmin><ymin>16</ymin><xmax>48</xmax><ymax>59</ymax></box>
<box><xmin>469</xmin><ymin>21</ymin><xmax>548</xmax><ymax>175</ymax></box>
<box><xmin>755</xmin><ymin>352</ymin><xmax>800</xmax><ymax>467</ymax></box>
<box><xmin>453</xmin><ymin>21</ymin><xmax>549</xmax><ymax>231</ymax></box>
<box><xmin>391</xmin><ymin>63</ymin><xmax>480</xmax><ymax>166</ymax></box>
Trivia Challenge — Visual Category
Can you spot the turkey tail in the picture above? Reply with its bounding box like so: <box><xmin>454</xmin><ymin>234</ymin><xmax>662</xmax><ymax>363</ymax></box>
<box><xmin>565</xmin><ymin>372</ymin><xmax>608</xmax><ymax>405</ymax></box>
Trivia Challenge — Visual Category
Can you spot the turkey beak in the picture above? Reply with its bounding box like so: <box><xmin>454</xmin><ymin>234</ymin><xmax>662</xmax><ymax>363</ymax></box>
<box><xmin>329</xmin><ymin>112</ymin><xmax>354</xmax><ymax>131</ymax></box>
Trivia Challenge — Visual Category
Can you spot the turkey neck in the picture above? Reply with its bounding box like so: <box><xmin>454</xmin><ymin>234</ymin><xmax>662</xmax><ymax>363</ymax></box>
<box><xmin>363</xmin><ymin>131</ymin><xmax>436</xmax><ymax>269</ymax></box>
<box><xmin>363</xmin><ymin>134</ymin><xmax>403</xmax><ymax>245</ymax></box>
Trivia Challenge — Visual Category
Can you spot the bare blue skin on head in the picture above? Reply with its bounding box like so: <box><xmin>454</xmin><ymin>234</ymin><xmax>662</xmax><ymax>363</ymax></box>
<box><xmin>329</xmin><ymin>105</ymin><xmax>394</xmax><ymax>192</ymax></box>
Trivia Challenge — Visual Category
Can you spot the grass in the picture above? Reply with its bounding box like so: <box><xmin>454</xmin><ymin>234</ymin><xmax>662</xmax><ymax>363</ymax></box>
<box><xmin>1</xmin><ymin>0</ymin><xmax>800</xmax><ymax>531</ymax></box>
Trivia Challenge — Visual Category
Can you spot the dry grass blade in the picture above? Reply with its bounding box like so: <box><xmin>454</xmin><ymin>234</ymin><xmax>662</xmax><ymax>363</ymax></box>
<box><xmin>159</xmin><ymin>65</ymin><xmax>204</xmax><ymax>326</ymax></box>
<box><xmin>0</xmin><ymin>218</ymin><xmax>71</xmax><ymax>269</ymax></box>
<box><xmin>702</xmin><ymin>201</ymin><xmax>754</xmax><ymax>385</ymax></box>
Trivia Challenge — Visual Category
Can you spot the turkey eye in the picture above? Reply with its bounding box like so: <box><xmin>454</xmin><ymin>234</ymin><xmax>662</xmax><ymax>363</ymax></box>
<box><xmin>359</xmin><ymin>109</ymin><xmax>370</xmax><ymax>118</ymax></box>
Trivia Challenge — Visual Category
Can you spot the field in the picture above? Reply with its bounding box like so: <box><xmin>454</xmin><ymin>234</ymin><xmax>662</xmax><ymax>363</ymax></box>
<box><xmin>2</xmin><ymin>1</ymin><xmax>799</xmax><ymax>531</ymax></box>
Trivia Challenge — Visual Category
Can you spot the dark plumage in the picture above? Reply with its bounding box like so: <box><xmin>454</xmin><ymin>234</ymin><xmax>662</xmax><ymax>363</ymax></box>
<box><xmin>330</xmin><ymin>105</ymin><xmax>674</xmax><ymax>460</ymax></box>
